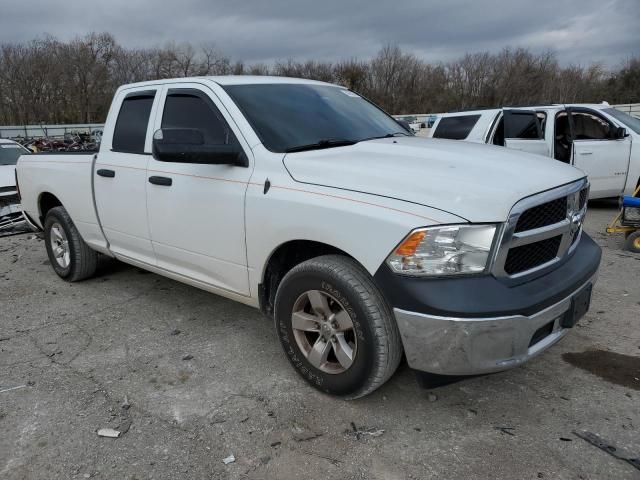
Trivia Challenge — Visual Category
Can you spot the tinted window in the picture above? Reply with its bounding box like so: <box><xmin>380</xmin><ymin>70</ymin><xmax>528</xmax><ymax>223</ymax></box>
<box><xmin>603</xmin><ymin>108</ymin><xmax>640</xmax><ymax>134</ymax></box>
<box><xmin>223</xmin><ymin>84</ymin><xmax>407</xmax><ymax>152</ymax></box>
<box><xmin>161</xmin><ymin>91</ymin><xmax>231</xmax><ymax>145</ymax></box>
<box><xmin>571</xmin><ymin>111</ymin><xmax>612</xmax><ymax>140</ymax></box>
<box><xmin>0</xmin><ymin>143</ymin><xmax>28</xmax><ymax>165</ymax></box>
<box><xmin>432</xmin><ymin>115</ymin><xmax>481</xmax><ymax>140</ymax></box>
<box><xmin>504</xmin><ymin>112</ymin><xmax>541</xmax><ymax>139</ymax></box>
<box><xmin>112</xmin><ymin>92</ymin><xmax>155</xmax><ymax>153</ymax></box>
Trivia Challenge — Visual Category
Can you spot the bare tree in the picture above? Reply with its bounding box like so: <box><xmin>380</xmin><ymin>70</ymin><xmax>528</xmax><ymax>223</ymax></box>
<box><xmin>0</xmin><ymin>33</ymin><xmax>638</xmax><ymax>126</ymax></box>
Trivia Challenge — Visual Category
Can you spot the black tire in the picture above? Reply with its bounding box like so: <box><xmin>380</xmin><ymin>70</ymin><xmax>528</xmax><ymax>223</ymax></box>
<box><xmin>44</xmin><ymin>206</ymin><xmax>98</xmax><ymax>281</ymax></box>
<box><xmin>624</xmin><ymin>231</ymin><xmax>640</xmax><ymax>253</ymax></box>
<box><xmin>274</xmin><ymin>254</ymin><xmax>402</xmax><ymax>399</ymax></box>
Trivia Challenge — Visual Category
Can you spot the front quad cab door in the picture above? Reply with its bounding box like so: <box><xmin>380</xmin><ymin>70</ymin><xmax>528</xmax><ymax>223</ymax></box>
<box><xmin>568</xmin><ymin>108</ymin><xmax>632</xmax><ymax>198</ymax></box>
<box><xmin>94</xmin><ymin>88</ymin><xmax>159</xmax><ymax>265</ymax></box>
<box><xmin>502</xmin><ymin>109</ymin><xmax>549</xmax><ymax>156</ymax></box>
<box><xmin>146</xmin><ymin>84</ymin><xmax>252</xmax><ymax>295</ymax></box>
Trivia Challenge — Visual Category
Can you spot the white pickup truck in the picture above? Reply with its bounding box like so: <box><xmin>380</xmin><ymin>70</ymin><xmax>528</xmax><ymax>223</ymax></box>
<box><xmin>430</xmin><ymin>104</ymin><xmax>640</xmax><ymax>200</ymax></box>
<box><xmin>16</xmin><ymin>77</ymin><xmax>601</xmax><ymax>398</ymax></box>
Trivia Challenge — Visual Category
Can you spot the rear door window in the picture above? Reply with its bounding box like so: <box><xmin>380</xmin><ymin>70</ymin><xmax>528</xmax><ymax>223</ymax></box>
<box><xmin>432</xmin><ymin>115</ymin><xmax>481</xmax><ymax>140</ymax></box>
<box><xmin>112</xmin><ymin>91</ymin><xmax>156</xmax><ymax>154</ymax></box>
<box><xmin>503</xmin><ymin>110</ymin><xmax>542</xmax><ymax>139</ymax></box>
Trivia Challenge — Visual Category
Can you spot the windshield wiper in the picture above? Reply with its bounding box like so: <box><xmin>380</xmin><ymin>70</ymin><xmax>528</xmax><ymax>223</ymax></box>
<box><xmin>357</xmin><ymin>132</ymin><xmax>411</xmax><ymax>143</ymax></box>
<box><xmin>284</xmin><ymin>138</ymin><xmax>357</xmax><ymax>153</ymax></box>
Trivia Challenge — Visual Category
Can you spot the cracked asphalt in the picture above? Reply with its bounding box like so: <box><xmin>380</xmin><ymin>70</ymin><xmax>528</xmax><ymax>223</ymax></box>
<box><xmin>1</xmin><ymin>201</ymin><xmax>639</xmax><ymax>479</ymax></box>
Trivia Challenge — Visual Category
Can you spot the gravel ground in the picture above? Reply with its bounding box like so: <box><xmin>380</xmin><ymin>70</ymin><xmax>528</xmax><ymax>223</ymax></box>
<box><xmin>0</xmin><ymin>201</ymin><xmax>638</xmax><ymax>480</ymax></box>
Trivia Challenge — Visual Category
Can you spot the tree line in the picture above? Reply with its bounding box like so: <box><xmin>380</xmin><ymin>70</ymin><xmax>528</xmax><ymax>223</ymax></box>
<box><xmin>0</xmin><ymin>32</ymin><xmax>638</xmax><ymax>126</ymax></box>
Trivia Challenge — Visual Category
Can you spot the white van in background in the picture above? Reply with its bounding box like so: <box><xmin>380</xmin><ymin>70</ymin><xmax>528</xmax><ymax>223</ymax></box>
<box><xmin>430</xmin><ymin>104</ymin><xmax>640</xmax><ymax>199</ymax></box>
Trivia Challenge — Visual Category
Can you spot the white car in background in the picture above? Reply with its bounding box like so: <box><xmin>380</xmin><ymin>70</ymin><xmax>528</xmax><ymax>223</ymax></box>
<box><xmin>430</xmin><ymin>104</ymin><xmax>640</xmax><ymax>199</ymax></box>
<box><xmin>1</xmin><ymin>138</ymin><xmax>30</xmax><ymax>230</ymax></box>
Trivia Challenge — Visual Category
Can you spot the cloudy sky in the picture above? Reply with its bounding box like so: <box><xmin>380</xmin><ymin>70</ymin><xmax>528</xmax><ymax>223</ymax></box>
<box><xmin>2</xmin><ymin>0</ymin><xmax>638</xmax><ymax>67</ymax></box>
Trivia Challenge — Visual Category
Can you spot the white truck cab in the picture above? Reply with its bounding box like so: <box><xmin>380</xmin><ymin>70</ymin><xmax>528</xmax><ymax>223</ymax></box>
<box><xmin>431</xmin><ymin>104</ymin><xmax>640</xmax><ymax>199</ymax></box>
<box><xmin>16</xmin><ymin>77</ymin><xmax>601</xmax><ymax>398</ymax></box>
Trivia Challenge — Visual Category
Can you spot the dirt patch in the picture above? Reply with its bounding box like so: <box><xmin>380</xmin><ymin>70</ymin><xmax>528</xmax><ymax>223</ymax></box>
<box><xmin>562</xmin><ymin>350</ymin><xmax>640</xmax><ymax>391</ymax></box>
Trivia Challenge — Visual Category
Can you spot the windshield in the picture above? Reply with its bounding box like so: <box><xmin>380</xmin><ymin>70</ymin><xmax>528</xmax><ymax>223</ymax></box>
<box><xmin>223</xmin><ymin>83</ymin><xmax>407</xmax><ymax>152</ymax></box>
<box><xmin>0</xmin><ymin>143</ymin><xmax>28</xmax><ymax>165</ymax></box>
<box><xmin>603</xmin><ymin>108</ymin><xmax>640</xmax><ymax>135</ymax></box>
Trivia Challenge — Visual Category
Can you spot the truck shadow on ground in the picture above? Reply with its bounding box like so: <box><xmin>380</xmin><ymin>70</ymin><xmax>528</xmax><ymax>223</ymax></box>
<box><xmin>562</xmin><ymin>350</ymin><xmax>640</xmax><ymax>391</ymax></box>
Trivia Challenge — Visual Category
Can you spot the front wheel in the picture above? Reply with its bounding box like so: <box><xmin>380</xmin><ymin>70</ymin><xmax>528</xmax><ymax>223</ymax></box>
<box><xmin>44</xmin><ymin>206</ymin><xmax>98</xmax><ymax>281</ymax></box>
<box><xmin>274</xmin><ymin>255</ymin><xmax>402</xmax><ymax>399</ymax></box>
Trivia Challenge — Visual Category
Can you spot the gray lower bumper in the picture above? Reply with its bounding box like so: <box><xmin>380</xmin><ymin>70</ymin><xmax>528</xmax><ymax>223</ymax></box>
<box><xmin>394</xmin><ymin>274</ymin><xmax>597</xmax><ymax>376</ymax></box>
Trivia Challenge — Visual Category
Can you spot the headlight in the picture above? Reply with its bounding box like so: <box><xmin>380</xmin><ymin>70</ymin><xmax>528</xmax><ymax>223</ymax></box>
<box><xmin>386</xmin><ymin>224</ymin><xmax>498</xmax><ymax>276</ymax></box>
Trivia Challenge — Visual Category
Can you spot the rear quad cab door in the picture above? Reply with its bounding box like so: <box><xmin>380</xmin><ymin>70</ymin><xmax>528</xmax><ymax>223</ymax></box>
<box><xmin>502</xmin><ymin>109</ymin><xmax>549</xmax><ymax>157</ymax></box>
<box><xmin>567</xmin><ymin>107</ymin><xmax>631</xmax><ymax>198</ymax></box>
<box><xmin>94</xmin><ymin>87</ymin><xmax>161</xmax><ymax>265</ymax></box>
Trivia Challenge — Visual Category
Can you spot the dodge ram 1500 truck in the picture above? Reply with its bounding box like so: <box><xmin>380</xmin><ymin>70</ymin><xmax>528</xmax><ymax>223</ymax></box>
<box><xmin>16</xmin><ymin>77</ymin><xmax>602</xmax><ymax>398</ymax></box>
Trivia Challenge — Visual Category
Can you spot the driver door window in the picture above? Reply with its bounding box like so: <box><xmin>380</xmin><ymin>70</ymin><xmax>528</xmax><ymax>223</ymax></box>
<box><xmin>161</xmin><ymin>90</ymin><xmax>236</xmax><ymax>151</ymax></box>
<box><xmin>570</xmin><ymin>111</ymin><xmax>611</xmax><ymax>140</ymax></box>
<box><xmin>568</xmin><ymin>109</ymin><xmax>631</xmax><ymax>198</ymax></box>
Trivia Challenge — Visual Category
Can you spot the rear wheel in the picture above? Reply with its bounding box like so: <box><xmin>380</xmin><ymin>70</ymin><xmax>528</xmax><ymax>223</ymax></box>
<box><xmin>274</xmin><ymin>255</ymin><xmax>402</xmax><ymax>399</ymax></box>
<box><xmin>44</xmin><ymin>206</ymin><xmax>98</xmax><ymax>281</ymax></box>
<box><xmin>624</xmin><ymin>231</ymin><xmax>640</xmax><ymax>253</ymax></box>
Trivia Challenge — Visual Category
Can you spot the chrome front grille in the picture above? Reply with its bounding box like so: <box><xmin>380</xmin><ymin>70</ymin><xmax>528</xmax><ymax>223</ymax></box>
<box><xmin>514</xmin><ymin>197</ymin><xmax>567</xmax><ymax>233</ymax></box>
<box><xmin>493</xmin><ymin>179</ymin><xmax>589</xmax><ymax>278</ymax></box>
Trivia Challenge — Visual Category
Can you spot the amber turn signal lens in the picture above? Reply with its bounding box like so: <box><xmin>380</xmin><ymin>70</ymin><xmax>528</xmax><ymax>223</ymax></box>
<box><xmin>395</xmin><ymin>230</ymin><xmax>426</xmax><ymax>256</ymax></box>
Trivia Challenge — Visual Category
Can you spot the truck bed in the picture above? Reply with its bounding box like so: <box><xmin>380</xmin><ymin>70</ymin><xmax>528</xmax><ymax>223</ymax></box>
<box><xmin>17</xmin><ymin>153</ymin><xmax>109</xmax><ymax>251</ymax></box>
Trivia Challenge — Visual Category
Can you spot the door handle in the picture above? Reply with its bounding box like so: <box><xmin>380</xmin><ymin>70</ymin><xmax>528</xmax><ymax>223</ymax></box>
<box><xmin>148</xmin><ymin>176</ymin><xmax>172</xmax><ymax>186</ymax></box>
<box><xmin>97</xmin><ymin>169</ymin><xmax>115</xmax><ymax>178</ymax></box>
<box><xmin>579</xmin><ymin>151</ymin><xmax>593</xmax><ymax>155</ymax></box>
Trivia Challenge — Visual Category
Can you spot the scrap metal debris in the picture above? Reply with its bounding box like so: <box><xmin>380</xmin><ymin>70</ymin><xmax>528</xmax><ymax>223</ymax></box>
<box><xmin>0</xmin><ymin>384</ymin><xmax>27</xmax><ymax>394</ymax></box>
<box><xmin>97</xmin><ymin>428</ymin><xmax>121</xmax><ymax>438</ymax></box>
<box><xmin>348</xmin><ymin>422</ymin><xmax>385</xmax><ymax>440</ymax></box>
<box><xmin>573</xmin><ymin>430</ymin><xmax>640</xmax><ymax>471</ymax></box>
<box><xmin>495</xmin><ymin>426</ymin><xmax>516</xmax><ymax>436</ymax></box>
<box><xmin>222</xmin><ymin>454</ymin><xmax>235</xmax><ymax>465</ymax></box>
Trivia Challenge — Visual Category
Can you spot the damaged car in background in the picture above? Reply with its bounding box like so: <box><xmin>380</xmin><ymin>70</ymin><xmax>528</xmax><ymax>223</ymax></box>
<box><xmin>0</xmin><ymin>138</ymin><xmax>31</xmax><ymax>233</ymax></box>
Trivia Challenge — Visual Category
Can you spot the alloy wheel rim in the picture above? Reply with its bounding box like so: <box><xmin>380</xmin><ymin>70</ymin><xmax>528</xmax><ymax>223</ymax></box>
<box><xmin>291</xmin><ymin>289</ymin><xmax>357</xmax><ymax>374</ymax></box>
<box><xmin>50</xmin><ymin>223</ymin><xmax>70</xmax><ymax>268</ymax></box>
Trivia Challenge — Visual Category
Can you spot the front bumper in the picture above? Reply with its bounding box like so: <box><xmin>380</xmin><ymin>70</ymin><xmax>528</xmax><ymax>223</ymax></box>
<box><xmin>394</xmin><ymin>273</ymin><xmax>596</xmax><ymax>375</ymax></box>
<box><xmin>0</xmin><ymin>194</ymin><xmax>26</xmax><ymax>232</ymax></box>
<box><xmin>375</xmin><ymin>234</ymin><xmax>601</xmax><ymax>375</ymax></box>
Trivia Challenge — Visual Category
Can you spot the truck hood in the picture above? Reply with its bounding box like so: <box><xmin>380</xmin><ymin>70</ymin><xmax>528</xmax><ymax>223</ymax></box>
<box><xmin>0</xmin><ymin>165</ymin><xmax>16</xmax><ymax>191</ymax></box>
<box><xmin>283</xmin><ymin>137</ymin><xmax>585</xmax><ymax>222</ymax></box>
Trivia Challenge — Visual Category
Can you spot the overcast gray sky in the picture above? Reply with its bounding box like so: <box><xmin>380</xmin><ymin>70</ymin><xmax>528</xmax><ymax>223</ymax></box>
<box><xmin>2</xmin><ymin>0</ymin><xmax>639</xmax><ymax>67</ymax></box>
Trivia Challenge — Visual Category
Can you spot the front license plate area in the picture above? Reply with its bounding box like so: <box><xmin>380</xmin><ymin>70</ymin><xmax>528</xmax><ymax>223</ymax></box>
<box><xmin>561</xmin><ymin>283</ymin><xmax>593</xmax><ymax>328</ymax></box>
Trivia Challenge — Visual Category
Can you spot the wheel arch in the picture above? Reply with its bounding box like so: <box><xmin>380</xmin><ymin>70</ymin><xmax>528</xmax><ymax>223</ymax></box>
<box><xmin>38</xmin><ymin>192</ymin><xmax>63</xmax><ymax>224</ymax></box>
<box><xmin>258</xmin><ymin>239</ymin><xmax>362</xmax><ymax>317</ymax></box>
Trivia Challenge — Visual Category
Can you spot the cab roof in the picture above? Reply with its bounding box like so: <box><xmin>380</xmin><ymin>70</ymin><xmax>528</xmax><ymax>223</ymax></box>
<box><xmin>119</xmin><ymin>75</ymin><xmax>338</xmax><ymax>90</ymax></box>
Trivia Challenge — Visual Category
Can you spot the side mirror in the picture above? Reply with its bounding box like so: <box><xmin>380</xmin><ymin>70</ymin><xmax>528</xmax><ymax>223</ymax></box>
<box><xmin>396</xmin><ymin>119</ymin><xmax>414</xmax><ymax>135</ymax></box>
<box><xmin>152</xmin><ymin>128</ymin><xmax>247</xmax><ymax>166</ymax></box>
<box><xmin>613</xmin><ymin>126</ymin><xmax>627</xmax><ymax>139</ymax></box>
